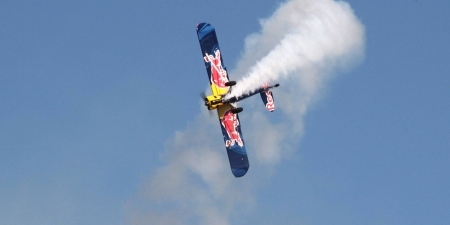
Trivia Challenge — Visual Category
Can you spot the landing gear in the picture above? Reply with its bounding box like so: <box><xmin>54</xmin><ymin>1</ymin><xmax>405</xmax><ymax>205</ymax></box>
<box><xmin>231</xmin><ymin>107</ymin><xmax>243</xmax><ymax>114</ymax></box>
<box><xmin>225</xmin><ymin>81</ymin><xmax>236</xmax><ymax>86</ymax></box>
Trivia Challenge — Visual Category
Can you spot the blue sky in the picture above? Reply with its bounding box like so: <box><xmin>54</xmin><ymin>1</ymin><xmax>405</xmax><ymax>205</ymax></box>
<box><xmin>1</xmin><ymin>0</ymin><xmax>449</xmax><ymax>225</ymax></box>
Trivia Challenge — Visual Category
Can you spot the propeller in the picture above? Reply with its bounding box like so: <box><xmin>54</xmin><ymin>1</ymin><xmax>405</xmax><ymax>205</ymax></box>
<box><xmin>199</xmin><ymin>91</ymin><xmax>214</xmax><ymax>117</ymax></box>
<box><xmin>199</xmin><ymin>92</ymin><xmax>207</xmax><ymax>101</ymax></box>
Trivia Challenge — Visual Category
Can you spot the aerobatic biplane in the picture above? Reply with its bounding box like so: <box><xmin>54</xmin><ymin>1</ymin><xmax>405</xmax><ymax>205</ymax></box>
<box><xmin>196</xmin><ymin>23</ymin><xmax>279</xmax><ymax>177</ymax></box>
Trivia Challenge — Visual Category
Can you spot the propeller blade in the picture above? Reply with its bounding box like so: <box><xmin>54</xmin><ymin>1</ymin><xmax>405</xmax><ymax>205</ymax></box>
<box><xmin>200</xmin><ymin>91</ymin><xmax>214</xmax><ymax>117</ymax></box>
<box><xmin>200</xmin><ymin>92</ymin><xmax>206</xmax><ymax>100</ymax></box>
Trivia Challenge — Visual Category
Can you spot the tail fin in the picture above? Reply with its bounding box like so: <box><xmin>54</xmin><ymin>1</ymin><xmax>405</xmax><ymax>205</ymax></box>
<box><xmin>260</xmin><ymin>89</ymin><xmax>275</xmax><ymax>112</ymax></box>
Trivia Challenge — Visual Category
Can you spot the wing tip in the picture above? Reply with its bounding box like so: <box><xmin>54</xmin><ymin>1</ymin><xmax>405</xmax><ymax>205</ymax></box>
<box><xmin>232</xmin><ymin>166</ymin><xmax>249</xmax><ymax>177</ymax></box>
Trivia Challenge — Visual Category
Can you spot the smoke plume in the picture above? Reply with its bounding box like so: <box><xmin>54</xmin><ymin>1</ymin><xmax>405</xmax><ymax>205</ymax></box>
<box><xmin>226</xmin><ymin>0</ymin><xmax>364</xmax><ymax>100</ymax></box>
<box><xmin>129</xmin><ymin>0</ymin><xmax>365</xmax><ymax>224</ymax></box>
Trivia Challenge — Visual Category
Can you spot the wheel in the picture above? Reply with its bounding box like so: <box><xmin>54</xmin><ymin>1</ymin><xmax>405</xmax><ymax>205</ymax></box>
<box><xmin>225</xmin><ymin>81</ymin><xmax>237</xmax><ymax>86</ymax></box>
<box><xmin>231</xmin><ymin>107</ymin><xmax>243</xmax><ymax>114</ymax></box>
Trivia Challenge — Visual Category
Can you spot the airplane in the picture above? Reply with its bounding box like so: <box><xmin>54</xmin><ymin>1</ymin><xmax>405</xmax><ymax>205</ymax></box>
<box><xmin>196</xmin><ymin>23</ymin><xmax>279</xmax><ymax>177</ymax></box>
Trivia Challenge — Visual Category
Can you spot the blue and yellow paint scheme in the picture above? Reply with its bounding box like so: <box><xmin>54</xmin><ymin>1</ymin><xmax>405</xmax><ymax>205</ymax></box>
<box><xmin>196</xmin><ymin>23</ymin><xmax>280</xmax><ymax>177</ymax></box>
<box><xmin>197</xmin><ymin>23</ymin><xmax>249</xmax><ymax>177</ymax></box>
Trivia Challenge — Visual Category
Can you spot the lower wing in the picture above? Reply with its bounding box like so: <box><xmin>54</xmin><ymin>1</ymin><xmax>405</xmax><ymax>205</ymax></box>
<box><xmin>216</xmin><ymin>104</ymin><xmax>249</xmax><ymax>177</ymax></box>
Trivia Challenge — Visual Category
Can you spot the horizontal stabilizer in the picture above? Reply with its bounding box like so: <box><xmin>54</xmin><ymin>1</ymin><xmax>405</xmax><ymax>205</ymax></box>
<box><xmin>260</xmin><ymin>86</ymin><xmax>275</xmax><ymax>112</ymax></box>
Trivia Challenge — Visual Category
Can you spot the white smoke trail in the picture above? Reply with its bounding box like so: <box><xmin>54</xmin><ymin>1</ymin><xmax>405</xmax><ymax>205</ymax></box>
<box><xmin>129</xmin><ymin>0</ymin><xmax>365</xmax><ymax>224</ymax></box>
<box><xmin>226</xmin><ymin>0</ymin><xmax>365</xmax><ymax>100</ymax></box>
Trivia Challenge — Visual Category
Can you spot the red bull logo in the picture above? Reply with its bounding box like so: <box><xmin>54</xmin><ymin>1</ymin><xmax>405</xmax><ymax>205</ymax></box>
<box><xmin>204</xmin><ymin>49</ymin><xmax>229</xmax><ymax>88</ymax></box>
<box><xmin>221</xmin><ymin>109</ymin><xmax>243</xmax><ymax>147</ymax></box>
<box><xmin>265</xmin><ymin>91</ymin><xmax>275</xmax><ymax>111</ymax></box>
<box><xmin>262</xmin><ymin>83</ymin><xmax>275</xmax><ymax>112</ymax></box>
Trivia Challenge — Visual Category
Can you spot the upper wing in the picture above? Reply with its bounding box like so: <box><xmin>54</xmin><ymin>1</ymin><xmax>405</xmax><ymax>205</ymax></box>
<box><xmin>196</xmin><ymin>23</ymin><xmax>230</xmax><ymax>96</ymax></box>
<box><xmin>217</xmin><ymin>104</ymin><xmax>249</xmax><ymax>177</ymax></box>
